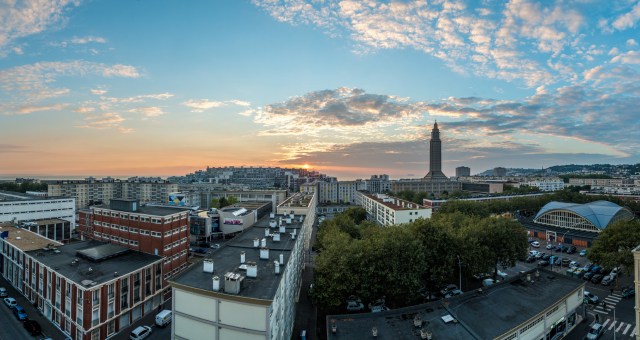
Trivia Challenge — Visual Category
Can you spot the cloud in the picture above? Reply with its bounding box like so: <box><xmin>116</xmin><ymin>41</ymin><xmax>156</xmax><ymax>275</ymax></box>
<box><xmin>15</xmin><ymin>103</ymin><xmax>67</xmax><ymax>115</ymax></box>
<box><xmin>628</xmin><ymin>39</ymin><xmax>638</xmax><ymax>47</ymax></box>
<box><xmin>612</xmin><ymin>1</ymin><xmax>640</xmax><ymax>30</ymax></box>
<box><xmin>182</xmin><ymin>99</ymin><xmax>251</xmax><ymax>112</ymax></box>
<box><xmin>129</xmin><ymin>106</ymin><xmax>165</xmax><ymax>117</ymax></box>
<box><xmin>70</xmin><ymin>36</ymin><xmax>106</xmax><ymax>44</ymax></box>
<box><xmin>251</xmin><ymin>88</ymin><xmax>426</xmax><ymax>136</ymax></box>
<box><xmin>0</xmin><ymin>144</ymin><xmax>26</xmax><ymax>154</ymax></box>
<box><xmin>0</xmin><ymin>0</ymin><xmax>80</xmax><ymax>54</ymax></box>
<box><xmin>91</xmin><ymin>89</ymin><xmax>107</xmax><ymax>95</ymax></box>
<box><xmin>77</xmin><ymin>112</ymin><xmax>132</xmax><ymax>133</ymax></box>
<box><xmin>610</xmin><ymin>50</ymin><xmax>640</xmax><ymax>64</ymax></box>
<box><xmin>103</xmin><ymin>92</ymin><xmax>174</xmax><ymax>103</ymax></box>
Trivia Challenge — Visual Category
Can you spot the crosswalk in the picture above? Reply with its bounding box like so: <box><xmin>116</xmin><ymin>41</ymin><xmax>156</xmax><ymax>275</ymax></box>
<box><xmin>592</xmin><ymin>292</ymin><xmax>636</xmax><ymax>337</ymax></box>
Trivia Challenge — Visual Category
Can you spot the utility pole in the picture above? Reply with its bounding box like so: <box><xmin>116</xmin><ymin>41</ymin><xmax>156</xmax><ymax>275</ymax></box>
<box><xmin>457</xmin><ymin>255</ymin><xmax>462</xmax><ymax>291</ymax></box>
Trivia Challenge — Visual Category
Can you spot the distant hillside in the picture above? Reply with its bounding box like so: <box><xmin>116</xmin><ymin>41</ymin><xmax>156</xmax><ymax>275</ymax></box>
<box><xmin>475</xmin><ymin>163</ymin><xmax>640</xmax><ymax>177</ymax></box>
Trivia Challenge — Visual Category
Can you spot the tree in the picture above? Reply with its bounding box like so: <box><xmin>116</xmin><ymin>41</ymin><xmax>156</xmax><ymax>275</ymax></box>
<box><xmin>226</xmin><ymin>195</ymin><xmax>238</xmax><ymax>206</ymax></box>
<box><xmin>210</xmin><ymin>198</ymin><xmax>220</xmax><ymax>209</ymax></box>
<box><xmin>343</xmin><ymin>207</ymin><xmax>367</xmax><ymax>224</ymax></box>
<box><xmin>588</xmin><ymin>220</ymin><xmax>640</xmax><ymax>274</ymax></box>
<box><xmin>218</xmin><ymin>197</ymin><xmax>229</xmax><ymax>208</ymax></box>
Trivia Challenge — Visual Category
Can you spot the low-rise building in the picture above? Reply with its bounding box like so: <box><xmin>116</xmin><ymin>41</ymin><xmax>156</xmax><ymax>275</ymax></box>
<box><xmin>77</xmin><ymin>199</ymin><xmax>191</xmax><ymax>281</ymax></box>
<box><xmin>169</xmin><ymin>192</ymin><xmax>316</xmax><ymax>340</ymax></box>
<box><xmin>0</xmin><ymin>191</ymin><xmax>75</xmax><ymax>225</ymax></box>
<box><xmin>526</xmin><ymin>179</ymin><xmax>565</xmax><ymax>192</ymax></box>
<box><xmin>327</xmin><ymin>269</ymin><xmax>584</xmax><ymax>340</ymax></box>
<box><xmin>0</xmin><ymin>225</ymin><xmax>165</xmax><ymax>340</ymax></box>
<box><xmin>356</xmin><ymin>192</ymin><xmax>431</xmax><ymax>226</ymax></box>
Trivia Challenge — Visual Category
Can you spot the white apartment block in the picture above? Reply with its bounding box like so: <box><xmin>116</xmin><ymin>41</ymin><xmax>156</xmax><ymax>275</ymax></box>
<box><xmin>356</xmin><ymin>192</ymin><xmax>432</xmax><ymax>226</ymax></box>
<box><xmin>568</xmin><ymin>178</ymin><xmax>634</xmax><ymax>187</ymax></box>
<box><xmin>170</xmin><ymin>192</ymin><xmax>317</xmax><ymax>340</ymax></box>
<box><xmin>48</xmin><ymin>179</ymin><xmax>177</xmax><ymax>209</ymax></box>
<box><xmin>526</xmin><ymin>179</ymin><xmax>565</xmax><ymax>192</ymax></box>
<box><xmin>0</xmin><ymin>191</ymin><xmax>75</xmax><ymax>225</ymax></box>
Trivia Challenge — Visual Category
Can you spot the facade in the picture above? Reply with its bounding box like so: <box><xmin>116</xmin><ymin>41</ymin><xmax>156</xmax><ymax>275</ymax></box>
<box><xmin>461</xmin><ymin>181</ymin><xmax>505</xmax><ymax>194</ymax></box>
<box><xmin>455</xmin><ymin>166</ymin><xmax>471</xmax><ymax>177</ymax></box>
<box><xmin>356</xmin><ymin>192</ymin><xmax>431</xmax><ymax>226</ymax></box>
<box><xmin>177</xmin><ymin>185</ymin><xmax>287</xmax><ymax>212</ymax></box>
<box><xmin>0</xmin><ymin>191</ymin><xmax>75</xmax><ymax>225</ymax></box>
<box><xmin>526</xmin><ymin>179</ymin><xmax>565</xmax><ymax>192</ymax></box>
<box><xmin>568</xmin><ymin>178</ymin><xmax>634</xmax><ymax>187</ymax></box>
<box><xmin>633</xmin><ymin>245</ymin><xmax>640</xmax><ymax>340</ymax></box>
<box><xmin>391</xmin><ymin>179</ymin><xmax>461</xmax><ymax>196</ymax></box>
<box><xmin>0</xmin><ymin>226</ymin><xmax>164</xmax><ymax>340</ymax></box>
<box><xmin>533</xmin><ymin>201</ymin><xmax>634</xmax><ymax>232</ymax></box>
<box><xmin>169</xmin><ymin>192</ymin><xmax>317</xmax><ymax>340</ymax></box>
<box><xmin>423</xmin><ymin>193</ymin><xmax>545</xmax><ymax>211</ymax></box>
<box><xmin>327</xmin><ymin>269</ymin><xmax>585</xmax><ymax>340</ymax></box>
<box><xmin>219</xmin><ymin>207</ymin><xmax>257</xmax><ymax>235</ymax></box>
<box><xmin>493</xmin><ymin>167</ymin><xmax>508</xmax><ymax>177</ymax></box>
<box><xmin>77</xmin><ymin>199</ymin><xmax>191</xmax><ymax>281</ymax></box>
<box><xmin>47</xmin><ymin>178</ymin><xmax>177</xmax><ymax>209</ymax></box>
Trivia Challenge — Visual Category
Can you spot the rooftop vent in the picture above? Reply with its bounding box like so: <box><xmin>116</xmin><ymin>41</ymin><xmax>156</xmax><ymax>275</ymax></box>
<box><xmin>261</xmin><ymin>238</ymin><xmax>267</xmax><ymax>248</ymax></box>
<box><xmin>203</xmin><ymin>259</ymin><xmax>214</xmax><ymax>273</ymax></box>
<box><xmin>441</xmin><ymin>315</ymin><xmax>455</xmax><ymax>324</ymax></box>
<box><xmin>260</xmin><ymin>247</ymin><xmax>269</xmax><ymax>260</ymax></box>
<box><xmin>224</xmin><ymin>272</ymin><xmax>244</xmax><ymax>294</ymax></box>
<box><xmin>264</xmin><ymin>228</ymin><xmax>270</xmax><ymax>237</ymax></box>
<box><xmin>527</xmin><ymin>274</ymin><xmax>532</xmax><ymax>282</ymax></box>
<box><xmin>246</xmin><ymin>262</ymin><xmax>257</xmax><ymax>278</ymax></box>
<box><xmin>274</xmin><ymin>260</ymin><xmax>280</xmax><ymax>275</ymax></box>
<box><xmin>113</xmin><ymin>271</ymin><xmax>118</xmax><ymax>277</ymax></box>
<box><xmin>212</xmin><ymin>276</ymin><xmax>220</xmax><ymax>291</ymax></box>
<box><xmin>279</xmin><ymin>253</ymin><xmax>284</xmax><ymax>264</ymax></box>
<box><xmin>269</xmin><ymin>213</ymin><xmax>275</xmax><ymax>219</ymax></box>
<box><xmin>279</xmin><ymin>225</ymin><xmax>285</xmax><ymax>233</ymax></box>
<box><xmin>273</xmin><ymin>233</ymin><xmax>280</xmax><ymax>242</ymax></box>
<box><xmin>240</xmin><ymin>251</ymin><xmax>246</xmax><ymax>264</ymax></box>
<box><xmin>286</xmin><ymin>217</ymin><xmax>292</xmax><ymax>224</ymax></box>
<box><xmin>253</xmin><ymin>238</ymin><xmax>259</xmax><ymax>248</ymax></box>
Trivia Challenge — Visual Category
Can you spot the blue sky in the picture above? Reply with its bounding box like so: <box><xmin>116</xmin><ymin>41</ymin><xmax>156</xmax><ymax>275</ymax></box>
<box><xmin>0</xmin><ymin>0</ymin><xmax>639</xmax><ymax>180</ymax></box>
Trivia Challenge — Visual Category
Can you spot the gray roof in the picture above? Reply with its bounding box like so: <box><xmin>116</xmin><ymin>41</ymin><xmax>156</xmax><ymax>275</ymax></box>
<box><xmin>328</xmin><ymin>269</ymin><xmax>584</xmax><ymax>340</ymax></box>
<box><xmin>0</xmin><ymin>190</ymin><xmax>72</xmax><ymax>202</ymax></box>
<box><xmin>26</xmin><ymin>240</ymin><xmax>162</xmax><ymax>288</ymax></box>
<box><xmin>534</xmin><ymin>200</ymin><xmax>633</xmax><ymax>229</ymax></box>
<box><xmin>172</xmin><ymin>214</ymin><xmax>303</xmax><ymax>301</ymax></box>
<box><xmin>95</xmin><ymin>204</ymin><xmax>190</xmax><ymax>216</ymax></box>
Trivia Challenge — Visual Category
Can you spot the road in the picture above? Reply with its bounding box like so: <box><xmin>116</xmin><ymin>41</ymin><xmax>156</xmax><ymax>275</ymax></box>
<box><xmin>0</xmin><ymin>300</ymin><xmax>35</xmax><ymax>340</ymax></box>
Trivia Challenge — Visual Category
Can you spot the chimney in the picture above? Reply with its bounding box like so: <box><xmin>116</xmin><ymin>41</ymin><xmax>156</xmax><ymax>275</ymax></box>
<box><xmin>246</xmin><ymin>262</ymin><xmax>257</xmax><ymax>278</ymax></box>
<box><xmin>289</xmin><ymin>213</ymin><xmax>294</xmax><ymax>219</ymax></box>
<box><xmin>279</xmin><ymin>225</ymin><xmax>285</xmax><ymax>234</ymax></box>
<box><xmin>265</xmin><ymin>228</ymin><xmax>270</xmax><ymax>237</ymax></box>
<box><xmin>260</xmin><ymin>247</ymin><xmax>269</xmax><ymax>260</ymax></box>
<box><xmin>279</xmin><ymin>253</ymin><xmax>284</xmax><ymax>264</ymax></box>
<box><xmin>291</xmin><ymin>233</ymin><xmax>296</xmax><ymax>240</ymax></box>
<box><xmin>286</xmin><ymin>217</ymin><xmax>292</xmax><ymax>224</ymax></box>
<box><xmin>240</xmin><ymin>251</ymin><xmax>246</xmax><ymax>264</ymax></box>
<box><xmin>261</xmin><ymin>238</ymin><xmax>267</xmax><ymax>248</ymax></box>
<box><xmin>203</xmin><ymin>259</ymin><xmax>214</xmax><ymax>273</ymax></box>
<box><xmin>224</xmin><ymin>272</ymin><xmax>244</xmax><ymax>294</ymax></box>
<box><xmin>212</xmin><ymin>276</ymin><xmax>220</xmax><ymax>291</ymax></box>
<box><xmin>273</xmin><ymin>233</ymin><xmax>280</xmax><ymax>242</ymax></box>
<box><xmin>274</xmin><ymin>260</ymin><xmax>280</xmax><ymax>275</ymax></box>
<box><xmin>299</xmin><ymin>216</ymin><xmax>304</xmax><ymax>222</ymax></box>
<box><xmin>269</xmin><ymin>220</ymin><xmax>277</xmax><ymax>228</ymax></box>
<box><xmin>253</xmin><ymin>238</ymin><xmax>259</xmax><ymax>248</ymax></box>
<box><xmin>270</xmin><ymin>212</ymin><xmax>275</xmax><ymax>218</ymax></box>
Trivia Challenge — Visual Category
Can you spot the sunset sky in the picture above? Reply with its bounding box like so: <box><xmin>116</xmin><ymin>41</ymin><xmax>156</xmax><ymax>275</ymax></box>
<box><xmin>1</xmin><ymin>0</ymin><xmax>639</xmax><ymax>180</ymax></box>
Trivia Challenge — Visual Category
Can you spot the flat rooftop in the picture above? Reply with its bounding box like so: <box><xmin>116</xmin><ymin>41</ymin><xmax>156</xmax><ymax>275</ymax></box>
<box><xmin>25</xmin><ymin>240</ymin><xmax>162</xmax><ymax>287</ymax></box>
<box><xmin>0</xmin><ymin>190</ymin><xmax>72</xmax><ymax>203</ymax></box>
<box><xmin>0</xmin><ymin>224</ymin><xmax>62</xmax><ymax>251</ymax></box>
<box><xmin>362</xmin><ymin>193</ymin><xmax>428</xmax><ymax>211</ymax></box>
<box><xmin>94</xmin><ymin>204</ymin><xmax>191</xmax><ymax>216</ymax></box>
<box><xmin>328</xmin><ymin>269</ymin><xmax>584</xmax><ymax>339</ymax></box>
<box><xmin>279</xmin><ymin>193</ymin><xmax>314</xmax><ymax>208</ymax></box>
<box><xmin>172</xmin><ymin>214</ymin><xmax>304</xmax><ymax>301</ymax></box>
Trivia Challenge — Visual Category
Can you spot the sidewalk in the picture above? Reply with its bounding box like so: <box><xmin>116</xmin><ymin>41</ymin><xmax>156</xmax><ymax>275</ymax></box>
<box><xmin>0</xmin><ymin>276</ymin><xmax>67</xmax><ymax>340</ymax></box>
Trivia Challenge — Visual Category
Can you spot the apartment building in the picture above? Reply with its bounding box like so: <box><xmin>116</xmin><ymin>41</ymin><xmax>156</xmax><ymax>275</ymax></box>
<box><xmin>356</xmin><ymin>192</ymin><xmax>432</xmax><ymax>226</ymax></box>
<box><xmin>77</xmin><ymin>199</ymin><xmax>191</xmax><ymax>281</ymax></box>
<box><xmin>169</xmin><ymin>192</ymin><xmax>317</xmax><ymax>340</ymax></box>
<box><xmin>47</xmin><ymin>178</ymin><xmax>177</xmax><ymax>208</ymax></box>
<box><xmin>0</xmin><ymin>225</ymin><xmax>164</xmax><ymax>340</ymax></box>
<box><xmin>526</xmin><ymin>179</ymin><xmax>565</xmax><ymax>192</ymax></box>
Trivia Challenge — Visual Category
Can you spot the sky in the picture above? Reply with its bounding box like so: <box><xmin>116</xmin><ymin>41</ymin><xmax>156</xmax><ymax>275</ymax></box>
<box><xmin>0</xmin><ymin>0</ymin><xmax>639</xmax><ymax>180</ymax></box>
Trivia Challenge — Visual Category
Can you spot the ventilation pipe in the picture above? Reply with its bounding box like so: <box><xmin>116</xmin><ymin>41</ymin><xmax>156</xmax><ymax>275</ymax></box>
<box><xmin>279</xmin><ymin>253</ymin><xmax>284</xmax><ymax>264</ymax></box>
<box><xmin>203</xmin><ymin>259</ymin><xmax>214</xmax><ymax>273</ymax></box>
<box><xmin>261</xmin><ymin>238</ymin><xmax>267</xmax><ymax>248</ymax></box>
<box><xmin>212</xmin><ymin>276</ymin><xmax>220</xmax><ymax>291</ymax></box>
<box><xmin>265</xmin><ymin>228</ymin><xmax>270</xmax><ymax>237</ymax></box>
<box><xmin>240</xmin><ymin>251</ymin><xmax>246</xmax><ymax>264</ymax></box>
<box><xmin>253</xmin><ymin>238</ymin><xmax>259</xmax><ymax>248</ymax></box>
<box><xmin>279</xmin><ymin>225</ymin><xmax>286</xmax><ymax>234</ymax></box>
<box><xmin>260</xmin><ymin>247</ymin><xmax>269</xmax><ymax>260</ymax></box>
<box><xmin>246</xmin><ymin>262</ymin><xmax>257</xmax><ymax>278</ymax></box>
<box><xmin>274</xmin><ymin>260</ymin><xmax>280</xmax><ymax>275</ymax></box>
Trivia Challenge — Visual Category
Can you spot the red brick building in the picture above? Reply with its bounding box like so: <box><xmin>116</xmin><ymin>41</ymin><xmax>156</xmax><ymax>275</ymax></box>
<box><xmin>78</xmin><ymin>199</ymin><xmax>191</xmax><ymax>280</ymax></box>
<box><xmin>1</xmin><ymin>225</ymin><xmax>164</xmax><ymax>340</ymax></box>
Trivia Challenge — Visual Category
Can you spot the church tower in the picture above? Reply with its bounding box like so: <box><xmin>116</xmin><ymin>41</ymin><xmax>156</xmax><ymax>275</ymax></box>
<box><xmin>424</xmin><ymin>122</ymin><xmax>448</xmax><ymax>180</ymax></box>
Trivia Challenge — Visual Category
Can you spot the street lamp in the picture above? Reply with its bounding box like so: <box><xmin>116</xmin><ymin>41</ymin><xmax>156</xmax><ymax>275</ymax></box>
<box><xmin>456</xmin><ymin>255</ymin><xmax>463</xmax><ymax>291</ymax></box>
<box><xmin>559</xmin><ymin>230</ymin><xmax>570</xmax><ymax>271</ymax></box>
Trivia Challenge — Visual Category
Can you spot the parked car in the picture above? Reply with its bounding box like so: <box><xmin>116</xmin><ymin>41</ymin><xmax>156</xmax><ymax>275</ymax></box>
<box><xmin>538</xmin><ymin>260</ymin><xmax>550</xmax><ymax>267</ymax></box>
<box><xmin>561</xmin><ymin>258</ymin><xmax>571</xmax><ymax>267</ymax></box>
<box><xmin>369</xmin><ymin>298</ymin><xmax>389</xmax><ymax>313</ymax></box>
<box><xmin>622</xmin><ymin>287</ymin><xmax>635</xmax><ymax>299</ymax></box>
<box><xmin>535</xmin><ymin>252</ymin><xmax>545</xmax><ymax>259</ymax></box>
<box><xmin>590</xmin><ymin>265</ymin><xmax>602</xmax><ymax>273</ymax></box>
<box><xmin>497</xmin><ymin>270</ymin><xmax>509</xmax><ymax>280</ymax></box>
<box><xmin>482</xmin><ymin>278</ymin><xmax>495</xmax><ymax>287</ymax></box>
<box><xmin>542</xmin><ymin>254</ymin><xmax>552</xmax><ymax>261</ymax></box>
<box><xmin>583</xmin><ymin>271</ymin><xmax>595</xmax><ymax>281</ymax></box>
<box><xmin>546</xmin><ymin>244</ymin><xmax>555</xmax><ymax>250</ymax></box>
<box><xmin>584</xmin><ymin>291</ymin><xmax>599</xmax><ymax>304</ymax></box>
<box><xmin>586</xmin><ymin>323</ymin><xmax>604</xmax><ymax>339</ymax></box>
<box><xmin>444</xmin><ymin>289</ymin><xmax>463</xmax><ymax>298</ymax></box>
<box><xmin>531</xmin><ymin>241</ymin><xmax>540</xmax><ymax>248</ymax></box>
<box><xmin>130</xmin><ymin>325</ymin><xmax>152</xmax><ymax>340</ymax></box>
<box><xmin>346</xmin><ymin>296</ymin><xmax>365</xmax><ymax>312</ymax></box>
<box><xmin>569</xmin><ymin>260</ymin><xmax>580</xmax><ymax>268</ymax></box>
<box><xmin>565</xmin><ymin>245</ymin><xmax>577</xmax><ymax>254</ymax></box>
<box><xmin>601</xmin><ymin>273</ymin><xmax>616</xmax><ymax>286</ymax></box>
<box><xmin>579</xmin><ymin>249</ymin><xmax>587</xmax><ymax>257</ymax></box>
<box><xmin>155</xmin><ymin>310</ymin><xmax>172</xmax><ymax>327</ymax></box>
<box><xmin>3</xmin><ymin>297</ymin><xmax>17</xmax><ymax>308</ymax></box>
<box><xmin>23</xmin><ymin>319</ymin><xmax>42</xmax><ymax>335</ymax></box>
<box><xmin>418</xmin><ymin>288</ymin><xmax>440</xmax><ymax>301</ymax></box>
<box><xmin>591</xmin><ymin>274</ymin><xmax>604</xmax><ymax>284</ymax></box>
<box><xmin>0</xmin><ymin>287</ymin><xmax>7</xmax><ymax>298</ymax></box>
<box><xmin>525</xmin><ymin>255</ymin><xmax>537</xmax><ymax>263</ymax></box>
<box><xmin>13</xmin><ymin>305</ymin><xmax>28</xmax><ymax>321</ymax></box>
<box><xmin>440</xmin><ymin>284</ymin><xmax>458</xmax><ymax>296</ymax></box>
<box><xmin>472</xmin><ymin>273</ymin><xmax>490</xmax><ymax>280</ymax></box>
<box><xmin>528</xmin><ymin>250</ymin><xmax>540</xmax><ymax>257</ymax></box>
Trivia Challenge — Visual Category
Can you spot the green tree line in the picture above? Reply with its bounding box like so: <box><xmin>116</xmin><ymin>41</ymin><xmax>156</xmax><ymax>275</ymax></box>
<box><xmin>312</xmin><ymin>207</ymin><xmax>528</xmax><ymax>311</ymax></box>
<box><xmin>0</xmin><ymin>182</ymin><xmax>48</xmax><ymax>193</ymax></box>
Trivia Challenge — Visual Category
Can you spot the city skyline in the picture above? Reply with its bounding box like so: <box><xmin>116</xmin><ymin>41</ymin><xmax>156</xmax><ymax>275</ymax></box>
<box><xmin>1</xmin><ymin>1</ymin><xmax>639</xmax><ymax>180</ymax></box>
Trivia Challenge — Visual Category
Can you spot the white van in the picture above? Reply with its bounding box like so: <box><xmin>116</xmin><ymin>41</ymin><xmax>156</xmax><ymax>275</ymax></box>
<box><xmin>155</xmin><ymin>310</ymin><xmax>172</xmax><ymax>327</ymax></box>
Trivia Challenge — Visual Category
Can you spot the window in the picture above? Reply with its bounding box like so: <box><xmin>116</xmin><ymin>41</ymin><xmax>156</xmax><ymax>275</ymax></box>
<box><xmin>107</xmin><ymin>320</ymin><xmax>115</xmax><ymax>335</ymax></box>
<box><xmin>120</xmin><ymin>278</ymin><xmax>129</xmax><ymax>309</ymax></box>
<box><xmin>76</xmin><ymin>304</ymin><xmax>83</xmax><ymax>325</ymax></box>
<box><xmin>164</xmin><ymin>230</ymin><xmax>171</xmax><ymax>237</ymax></box>
<box><xmin>140</xmin><ymin>230</ymin><xmax>150</xmax><ymax>235</ymax></box>
<box><xmin>119</xmin><ymin>226</ymin><xmax>127</xmax><ymax>231</ymax></box>
<box><xmin>92</xmin><ymin>307</ymin><xmax>100</xmax><ymax>326</ymax></box>
<box><xmin>130</xmin><ymin>228</ymin><xmax>138</xmax><ymax>233</ymax></box>
<box><xmin>108</xmin><ymin>301</ymin><xmax>115</xmax><ymax>318</ymax></box>
<box><xmin>151</xmin><ymin>231</ymin><xmax>161</xmax><ymax>237</ymax></box>
<box><xmin>107</xmin><ymin>283</ymin><xmax>115</xmax><ymax>300</ymax></box>
<box><xmin>92</xmin><ymin>289</ymin><xmax>100</xmax><ymax>305</ymax></box>
<box><xmin>91</xmin><ymin>328</ymin><xmax>100</xmax><ymax>340</ymax></box>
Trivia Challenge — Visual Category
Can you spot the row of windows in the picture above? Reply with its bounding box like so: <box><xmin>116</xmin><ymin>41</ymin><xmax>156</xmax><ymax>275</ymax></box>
<box><xmin>163</xmin><ymin>238</ymin><xmax>187</xmax><ymax>251</ymax></box>
<box><xmin>93</xmin><ymin>210</ymin><xmax>187</xmax><ymax>223</ymax></box>
<box><xmin>163</xmin><ymin>250</ymin><xmax>188</xmax><ymax>264</ymax></box>
<box><xmin>93</xmin><ymin>222</ymin><xmax>187</xmax><ymax>235</ymax></box>
<box><xmin>94</xmin><ymin>232</ymin><xmax>139</xmax><ymax>246</ymax></box>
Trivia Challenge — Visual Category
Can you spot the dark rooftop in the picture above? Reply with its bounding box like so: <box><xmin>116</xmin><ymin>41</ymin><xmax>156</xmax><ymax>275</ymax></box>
<box><xmin>26</xmin><ymin>240</ymin><xmax>162</xmax><ymax>287</ymax></box>
<box><xmin>328</xmin><ymin>269</ymin><xmax>584</xmax><ymax>340</ymax></box>
<box><xmin>172</xmin><ymin>213</ymin><xmax>304</xmax><ymax>301</ymax></box>
<box><xmin>94</xmin><ymin>204</ymin><xmax>191</xmax><ymax>217</ymax></box>
<box><xmin>0</xmin><ymin>190</ymin><xmax>72</xmax><ymax>202</ymax></box>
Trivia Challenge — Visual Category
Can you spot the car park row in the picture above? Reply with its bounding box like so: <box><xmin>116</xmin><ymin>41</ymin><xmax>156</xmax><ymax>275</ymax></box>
<box><xmin>2</xmin><ymin>290</ymin><xmax>44</xmax><ymax>336</ymax></box>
